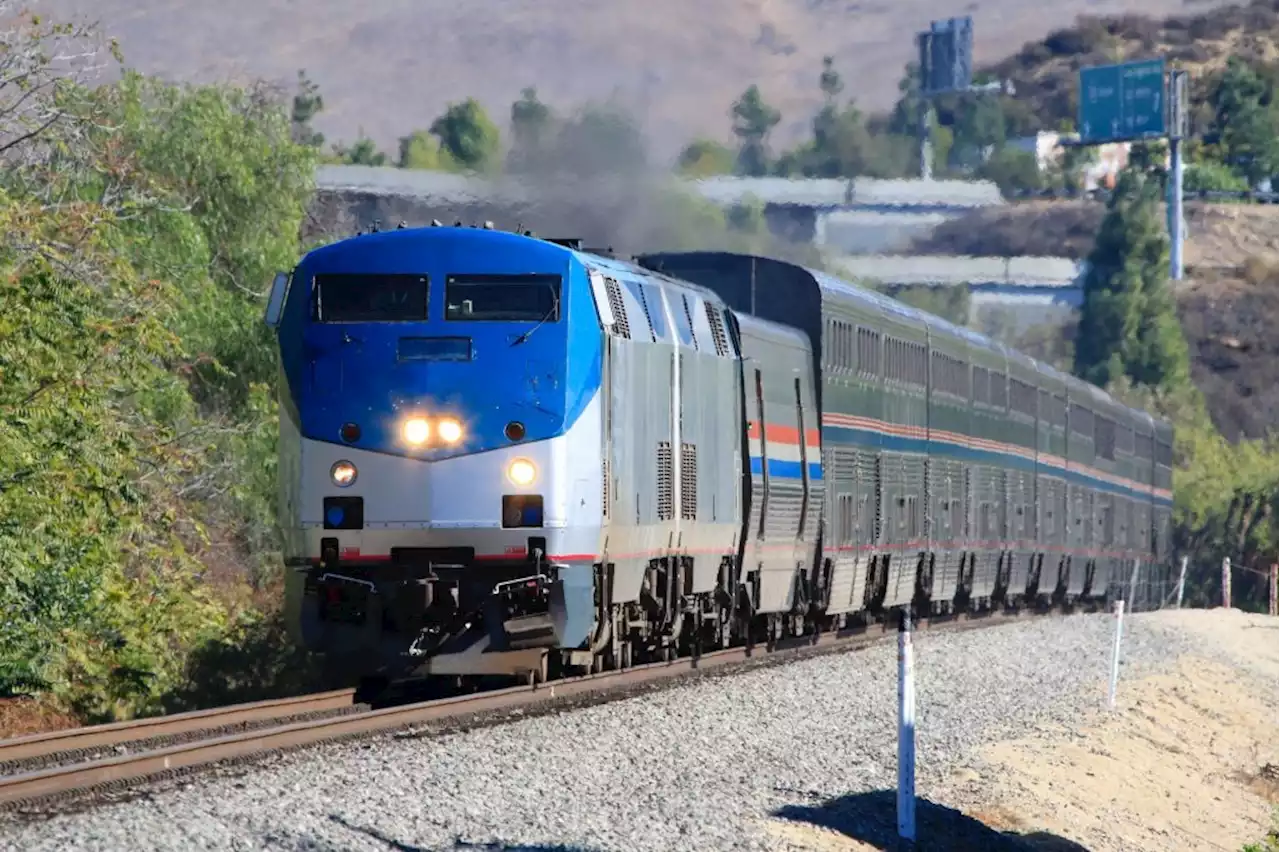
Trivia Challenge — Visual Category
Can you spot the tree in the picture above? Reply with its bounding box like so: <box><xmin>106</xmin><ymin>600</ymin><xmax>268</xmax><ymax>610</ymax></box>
<box><xmin>429</xmin><ymin>98</ymin><xmax>501</xmax><ymax>173</ymax></box>
<box><xmin>800</xmin><ymin>57</ymin><xmax>892</xmax><ymax>178</ymax></box>
<box><xmin>950</xmin><ymin>93</ymin><xmax>1007</xmax><ymax>167</ymax></box>
<box><xmin>290</xmin><ymin>70</ymin><xmax>324</xmax><ymax>148</ymax></box>
<box><xmin>1073</xmin><ymin>169</ymin><xmax>1190</xmax><ymax>391</ymax></box>
<box><xmin>332</xmin><ymin>132</ymin><xmax>387</xmax><ymax>166</ymax></box>
<box><xmin>1184</xmin><ymin>160</ymin><xmax>1249</xmax><ymax>194</ymax></box>
<box><xmin>510</xmin><ymin>88</ymin><xmax>553</xmax><ymax>152</ymax></box>
<box><xmin>676</xmin><ymin>138</ymin><xmax>735</xmax><ymax>176</ymax></box>
<box><xmin>396</xmin><ymin>129</ymin><xmax>452</xmax><ymax>170</ymax></box>
<box><xmin>0</xmin><ymin>2</ymin><xmax>331</xmax><ymax>718</ymax></box>
<box><xmin>730</xmin><ymin>85</ymin><xmax>781</xmax><ymax>177</ymax></box>
<box><xmin>552</xmin><ymin>103</ymin><xmax>647</xmax><ymax>176</ymax></box>
<box><xmin>975</xmin><ymin>147</ymin><xmax>1043</xmax><ymax>196</ymax></box>
<box><xmin>1053</xmin><ymin>138</ymin><xmax>1097</xmax><ymax>193</ymax></box>
<box><xmin>1209</xmin><ymin>58</ymin><xmax>1279</xmax><ymax>187</ymax></box>
<box><xmin>819</xmin><ymin>55</ymin><xmax>844</xmax><ymax>105</ymax></box>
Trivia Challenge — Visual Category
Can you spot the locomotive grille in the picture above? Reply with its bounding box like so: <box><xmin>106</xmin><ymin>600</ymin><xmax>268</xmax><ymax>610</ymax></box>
<box><xmin>635</xmin><ymin>286</ymin><xmax>657</xmax><ymax>341</ymax></box>
<box><xmin>681</xmin><ymin>295</ymin><xmax>699</xmax><ymax>351</ymax></box>
<box><xmin>704</xmin><ymin>302</ymin><xmax>730</xmax><ymax>357</ymax></box>
<box><xmin>602</xmin><ymin>455</ymin><xmax>610</xmax><ymax>519</ymax></box>
<box><xmin>657</xmin><ymin>441</ymin><xmax>674</xmax><ymax>521</ymax></box>
<box><xmin>873</xmin><ymin>455</ymin><xmax>884</xmax><ymax>543</ymax></box>
<box><xmin>680</xmin><ymin>442</ymin><xmax>697</xmax><ymax>520</ymax></box>
<box><xmin>603</xmin><ymin>277</ymin><xmax>631</xmax><ymax>339</ymax></box>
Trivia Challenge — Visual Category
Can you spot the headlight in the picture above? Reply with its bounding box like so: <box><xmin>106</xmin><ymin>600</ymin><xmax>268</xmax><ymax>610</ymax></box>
<box><xmin>506</xmin><ymin>458</ymin><xmax>536</xmax><ymax>487</ymax></box>
<box><xmin>330</xmin><ymin>460</ymin><xmax>357</xmax><ymax>487</ymax></box>
<box><xmin>437</xmin><ymin>418</ymin><xmax>463</xmax><ymax>444</ymax></box>
<box><xmin>402</xmin><ymin>417</ymin><xmax>430</xmax><ymax>445</ymax></box>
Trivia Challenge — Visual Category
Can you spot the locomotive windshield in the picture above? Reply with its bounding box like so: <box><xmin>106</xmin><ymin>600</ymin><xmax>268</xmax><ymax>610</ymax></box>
<box><xmin>314</xmin><ymin>273</ymin><xmax>429</xmax><ymax>322</ymax></box>
<box><xmin>445</xmin><ymin>273</ymin><xmax>560</xmax><ymax>322</ymax></box>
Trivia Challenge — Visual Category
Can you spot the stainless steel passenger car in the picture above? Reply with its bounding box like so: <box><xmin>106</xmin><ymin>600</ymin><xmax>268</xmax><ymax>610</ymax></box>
<box><xmin>265</xmin><ymin>229</ymin><xmax>1175</xmax><ymax>687</ymax></box>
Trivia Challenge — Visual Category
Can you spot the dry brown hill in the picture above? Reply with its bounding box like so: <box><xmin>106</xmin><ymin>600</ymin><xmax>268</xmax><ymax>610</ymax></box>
<box><xmin>912</xmin><ymin>201</ymin><xmax>1279</xmax><ymax>442</ymax></box>
<box><xmin>39</xmin><ymin>0</ymin><xmax>1196</xmax><ymax>159</ymax></box>
<box><xmin>987</xmin><ymin>0</ymin><xmax>1278</xmax><ymax>130</ymax></box>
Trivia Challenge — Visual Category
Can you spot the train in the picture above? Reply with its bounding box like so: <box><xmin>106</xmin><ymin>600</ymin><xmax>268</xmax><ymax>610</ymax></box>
<box><xmin>264</xmin><ymin>223</ymin><xmax>1174</xmax><ymax>685</ymax></box>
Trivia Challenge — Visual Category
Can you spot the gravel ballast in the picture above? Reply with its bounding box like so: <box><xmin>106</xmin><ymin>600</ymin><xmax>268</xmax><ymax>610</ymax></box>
<box><xmin>1</xmin><ymin>612</ymin><xmax>1196</xmax><ymax>851</ymax></box>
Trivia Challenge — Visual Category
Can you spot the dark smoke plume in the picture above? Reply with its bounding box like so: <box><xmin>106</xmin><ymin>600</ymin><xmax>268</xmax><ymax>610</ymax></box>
<box><xmin>308</xmin><ymin>99</ymin><xmax>822</xmax><ymax>268</ymax></box>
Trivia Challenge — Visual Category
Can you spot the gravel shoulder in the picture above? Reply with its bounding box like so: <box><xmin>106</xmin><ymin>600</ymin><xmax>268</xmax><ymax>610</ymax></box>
<box><xmin>2</xmin><ymin>609</ymin><xmax>1257</xmax><ymax>852</ymax></box>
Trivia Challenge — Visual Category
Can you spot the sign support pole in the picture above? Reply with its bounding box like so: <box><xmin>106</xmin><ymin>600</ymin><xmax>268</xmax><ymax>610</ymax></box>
<box><xmin>917</xmin><ymin>30</ymin><xmax>934</xmax><ymax>181</ymax></box>
<box><xmin>1169</xmin><ymin>69</ymin><xmax>1187</xmax><ymax>280</ymax></box>
<box><xmin>919</xmin><ymin>97</ymin><xmax>933</xmax><ymax>181</ymax></box>
<box><xmin>914</xmin><ymin>18</ymin><xmax>976</xmax><ymax>182</ymax></box>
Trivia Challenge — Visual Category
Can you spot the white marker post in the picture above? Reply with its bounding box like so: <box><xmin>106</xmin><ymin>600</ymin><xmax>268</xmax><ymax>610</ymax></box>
<box><xmin>1270</xmin><ymin>564</ymin><xmax>1278</xmax><ymax>617</ymax></box>
<box><xmin>1107</xmin><ymin>599</ymin><xmax>1125</xmax><ymax>710</ymax></box>
<box><xmin>1174</xmin><ymin>555</ymin><xmax>1188</xmax><ymax>609</ymax></box>
<box><xmin>1222</xmin><ymin>558</ymin><xmax>1232</xmax><ymax>609</ymax></box>
<box><xmin>897</xmin><ymin>610</ymin><xmax>916</xmax><ymax>848</ymax></box>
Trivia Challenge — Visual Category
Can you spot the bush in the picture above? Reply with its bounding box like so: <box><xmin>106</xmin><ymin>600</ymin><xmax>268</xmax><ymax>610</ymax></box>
<box><xmin>0</xmin><ymin>17</ymin><xmax>318</xmax><ymax>720</ymax></box>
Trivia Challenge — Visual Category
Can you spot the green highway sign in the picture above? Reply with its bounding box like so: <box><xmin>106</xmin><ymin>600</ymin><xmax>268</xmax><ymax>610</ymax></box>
<box><xmin>1078</xmin><ymin>59</ymin><xmax>1166</xmax><ymax>144</ymax></box>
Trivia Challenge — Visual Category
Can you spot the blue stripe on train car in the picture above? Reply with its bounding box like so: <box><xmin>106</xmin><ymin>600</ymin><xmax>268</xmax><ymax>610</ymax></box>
<box><xmin>749</xmin><ymin>457</ymin><xmax>824</xmax><ymax>480</ymax></box>
<box><xmin>821</xmin><ymin>423</ymin><xmax>1166</xmax><ymax>505</ymax></box>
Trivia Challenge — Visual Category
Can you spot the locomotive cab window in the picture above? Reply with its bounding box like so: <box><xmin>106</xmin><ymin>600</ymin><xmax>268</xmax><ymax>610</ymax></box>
<box><xmin>445</xmin><ymin>273</ymin><xmax>561</xmax><ymax>322</ymax></box>
<box><xmin>314</xmin><ymin>273</ymin><xmax>429</xmax><ymax>322</ymax></box>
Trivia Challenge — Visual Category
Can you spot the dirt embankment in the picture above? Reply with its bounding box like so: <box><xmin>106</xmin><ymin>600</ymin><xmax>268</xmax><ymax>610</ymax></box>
<box><xmin>765</xmin><ymin>608</ymin><xmax>1279</xmax><ymax>852</ymax></box>
<box><xmin>957</xmin><ymin>609</ymin><xmax>1279</xmax><ymax>852</ymax></box>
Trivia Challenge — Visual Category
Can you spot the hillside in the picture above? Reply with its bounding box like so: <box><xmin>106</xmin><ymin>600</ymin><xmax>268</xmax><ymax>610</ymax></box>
<box><xmin>40</xmin><ymin>0</ymin><xmax>1196</xmax><ymax>159</ymax></box>
<box><xmin>986</xmin><ymin>0</ymin><xmax>1278</xmax><ymax>130</ymax></box>
<box><xmin>911</xmin><ymin>201</ymin><xmax>1279</xmax><ymax>442</ymax></box>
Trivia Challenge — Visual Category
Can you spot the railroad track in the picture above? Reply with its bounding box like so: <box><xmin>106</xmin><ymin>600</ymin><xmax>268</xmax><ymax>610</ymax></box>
<box><xmin>0</xmin><ymin>608</ymin><xmax>1036</xmax><ymax>817</ymax></box>
<box><xmin>0</xmin><ymin>689</ymin><xmax>365</xmax><ymax>779</ymax></box>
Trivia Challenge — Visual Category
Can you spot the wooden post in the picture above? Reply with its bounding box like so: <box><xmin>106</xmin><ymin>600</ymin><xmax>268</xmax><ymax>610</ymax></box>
<box><xmin>1221</xmin><ymin>557</ymin><xmax>1231</xmax><ymax>609</ymax></box>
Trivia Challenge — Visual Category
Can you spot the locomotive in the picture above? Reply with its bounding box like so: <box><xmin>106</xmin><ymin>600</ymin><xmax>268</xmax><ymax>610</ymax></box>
<box><xmin>264</xmin><ymin>224</ymin><xmax>1174</xmax><ymax>685</ymax></box>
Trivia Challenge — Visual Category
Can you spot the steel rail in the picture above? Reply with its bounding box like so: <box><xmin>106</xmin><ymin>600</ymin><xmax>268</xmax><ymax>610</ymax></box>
<box><xmin>0</xmin><ymin>610</ymin><xmax>1026</xmax><ymax>810</ymax></box>
<box><xmin>0</xmin><ymin>689</ymin><xmax>358</xmax><ymax>764</ymax></box>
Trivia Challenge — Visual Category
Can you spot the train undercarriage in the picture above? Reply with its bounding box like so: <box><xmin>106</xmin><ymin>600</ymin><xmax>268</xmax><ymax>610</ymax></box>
<box><xmin>288</xmin><ymin>544</ymin><xmax>1120</xmax><ymax>695</ymax></box>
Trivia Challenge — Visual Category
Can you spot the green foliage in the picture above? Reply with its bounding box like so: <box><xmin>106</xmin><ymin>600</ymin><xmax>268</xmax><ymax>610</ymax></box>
<box><xmin>429</xmin><ymin>98</ymin><xmax>501</xmax><ymax>173</ymax></box>
<box><xmin>1240</xmin><ymin>811</ymin><xmax>1278</xmax><ymax>852</ymax></box>
<box><xmin>0</xmin><ymin>199</ymin><xmax>229</xmax><ymax>714</ymax></box>
<box><xmin>290</xmin><ymin>70</ymin><xmax>325</xmax><ymax>148</ymax></box>
<box><xmin>1184</xmin><ymin>160</ymin><xmax>1250</xmax><ymax>193</ymax></box>
<box><xmin>975</xmin><ymin>147</ymin><xmax>1043</xmax><ymax>196</ymax></box>
<box><xmin>0</xmin><ymin>21</ymin><xmax>318</xmax><ymax>718</ymax></box>
<box><xmin>676</xmin><ymin>138</ymin><xmax>735</xmax><ymax>177</ymax></box>
<box><xmin>767</xmin><ymin>57</ymin><xmax>918</xmax><ymax>179</ymax></box>
<box><xmin>396</xmin><ymin>129</ymin><xmax>456</xmax><ymax>171</ymax></box>
<box><xmin>885</xmin><ymin>285</ymin><xmax>972</xmax><ymax>327</ymax></box>
<box><xmin>1208</xmin><ymin>57</ymin><xmax>1279</xmax><ymax>187</ymax></box>
<box><xmin>554</xmin><ymin>104</ymin><xmax>649</xmax><ymax>176</ymax></box>
<box><xmin>1053</xmin><ymin>142</ymin><xmax>1098</xmax><ymax>194</ymax></box>
<box><xmin>332</xmin><ymin>132</ymin><xmax>388</xmax><ymax>166</ymax></box>
<box><xmin>730</xmin><ymin>85</ymin><xmax>781</xmax><ymax>177</ymax></box>
<box><xmin>950</xmin><ymin>94</ymin><xmax>1007</xmax><ymax>167</ymax></box>
<box><xmin>1074</xmin><ymin>169</ymin><xmax>1190</xmax><ymax>390</ymax></box>
<box><xmin>507</xmin><ymin>87</ymin><xmax>554</xmax><ymax>171</ymax></box>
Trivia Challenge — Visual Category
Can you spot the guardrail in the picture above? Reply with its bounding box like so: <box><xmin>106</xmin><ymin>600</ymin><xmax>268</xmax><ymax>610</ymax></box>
<box><xmin>830</xmin><ymin>254</ymin><xmax>1083</xmax><ymax>288</ymax></box>
<box><xmin>1006</xmin><ymin>187</ymin><xmax>1279</xmax><ymax>204</ymax></box>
